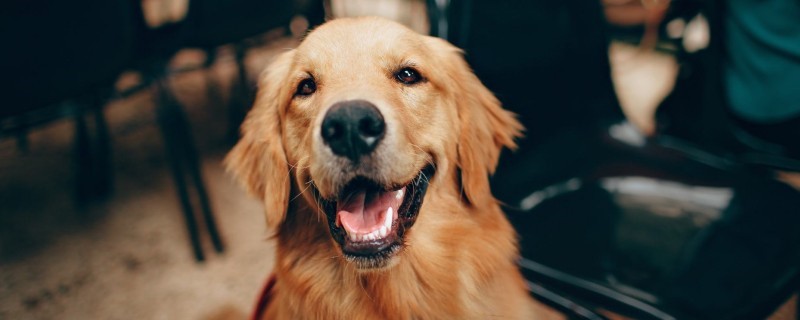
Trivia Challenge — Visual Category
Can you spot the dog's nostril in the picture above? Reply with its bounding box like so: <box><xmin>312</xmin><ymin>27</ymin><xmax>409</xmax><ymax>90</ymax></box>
<box><xmin>358</xmin><ymin>117</ymin><xmax>384</xmax><ymax>137</ymax></box>
<box><xmin>323</xmin><ymin>122</ymin><xmax>344</xmax><ymax>141</ymax></box>
<box><xmin>321</xmin><ymin>100</ymin><xmax>385</xmax><ymax>161</ymax></box>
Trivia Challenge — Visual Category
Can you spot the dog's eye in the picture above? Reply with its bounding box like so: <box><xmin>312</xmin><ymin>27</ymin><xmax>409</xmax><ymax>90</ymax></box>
<box><xmin>395</xmin><ymin>67</ymin><xmax>423</xmax><ymax>85</ymax></box>
<box><xmin>295</xmin><ymin>78</ymin><xmax>316</xmax><ymax>97</ymax></box>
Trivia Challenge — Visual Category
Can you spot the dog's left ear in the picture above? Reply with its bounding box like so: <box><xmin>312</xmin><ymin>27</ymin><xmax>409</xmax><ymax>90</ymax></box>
<box><xmin>427</xmin><ymin>37</ymin><xmax>524</xmax><ymax>207</ymax></box>
<box><xmin>225</xmin><ymin>50</ymin><xmax>295</xmax><ymax>229</ymax></box>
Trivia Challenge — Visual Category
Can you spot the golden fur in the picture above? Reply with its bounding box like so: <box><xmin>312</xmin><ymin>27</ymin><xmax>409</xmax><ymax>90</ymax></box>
<box><xmin>226</xmin><ymin>17</ymin><xmax>559</xmax><ymax>320</ymax></box>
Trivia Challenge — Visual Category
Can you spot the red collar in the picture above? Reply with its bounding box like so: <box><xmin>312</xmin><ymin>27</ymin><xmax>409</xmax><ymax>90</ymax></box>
<box><xmin>251</xmin><ymin>274</ymin><xmax>277</xmax><ymax>320</ymax></box>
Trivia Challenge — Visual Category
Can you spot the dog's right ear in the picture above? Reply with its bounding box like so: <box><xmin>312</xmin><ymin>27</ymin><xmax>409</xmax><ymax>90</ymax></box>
<box><xmin>425</xmin><ymin>37</ymin><xmax>523</xmax><ymax>208</ymax></box>
<box><xmin>225</xmin><ymin>50</ymin><xmax>295</xmax><ymax>229</ymax></box>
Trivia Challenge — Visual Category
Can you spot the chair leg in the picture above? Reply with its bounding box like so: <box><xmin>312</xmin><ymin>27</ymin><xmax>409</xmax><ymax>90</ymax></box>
<box><xmin>226</xmin><ymin>44</ymin><xmax>253</xmax><ymax>143</ymax></box>
<box><xmin>74</xmin><ymin>107</ymin><xmax>94</xmax><ymax>204</ymax></box>
<box><xmin>202</xmin><ymin>47</ymin><xmax>226</xmax><ymax>114</ymax></box>
<box><xmin>184</xmin><ymin>141</ymin><xmax>224</xmax><ymax>253</ymax></box>
<box><xmin>15</xmin><ymin>115</ymin><xmax>29</xmax><ymax>153</ymax></box>
<box><xmin>72</xmin><ymin>93</ymin><xmax>114</xmax><ymax>203</ymax></box>
<box><xmin>153</xmin><ymin>73</ymin><xmax>224</xmax><ymax>261</ymax></box>
<box><xmin>178</xmin><ymin>55</ymin><xmax>225</xmax><ymax>252</ymax></box>
<box><xmin>234</xmin><ymin>44</ymin><xmax>251</xmax><ymax>102</ymax></box>
<box><xmin>90</xmin><ymin>100</ymin><xmax>113</xmax><ymax>199</ymax></box>
<box><xmin>154</xmin><ymin>78</ymin><xmax>205</xmax><ymax>261</ymax></box>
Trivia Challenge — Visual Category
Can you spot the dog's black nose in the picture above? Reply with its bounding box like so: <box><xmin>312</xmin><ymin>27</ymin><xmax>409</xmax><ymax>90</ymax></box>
<box><xmin>321</xmin><ymin>100</ymin><xmax>385</xmax><ymax>161</ymax></box>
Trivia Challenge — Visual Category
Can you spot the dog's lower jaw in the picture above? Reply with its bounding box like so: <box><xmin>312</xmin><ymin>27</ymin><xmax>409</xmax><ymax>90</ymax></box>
<box><xmin>343</xmin><ymin>247</ymin><xmax>402</xmax><ymax>272</ymax></box>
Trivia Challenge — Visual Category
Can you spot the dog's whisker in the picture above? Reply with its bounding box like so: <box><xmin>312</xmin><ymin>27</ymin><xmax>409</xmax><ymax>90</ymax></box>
<box><xmin>290</xmin><ymin>181</ymin><xmax>313</xmax><ymax>203</ymax></box>
<box><xmin>313</xmin><ymin>254</ymin><xmax>342</xmax><ymax>261</ymax></box>
<box><xmin>289</xmin><ymin>156</ymin><xmax>311</xmax><ymax>171</ymax></box>
<box><xmin>408</xmin><ymin>143</ymin><xmax>438</xmax><ymax>171</ymax></box>
<box><xmin>351</xmin><ymin>267</ymin><xmax>375</xmax><ymax>303</ymax></box>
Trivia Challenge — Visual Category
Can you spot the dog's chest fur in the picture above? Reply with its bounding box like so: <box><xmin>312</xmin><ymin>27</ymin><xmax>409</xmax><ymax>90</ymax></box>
<box><xmin>261</xmin><ymin>191</ymin><xmax>536</xmax><ymax>320</ymax></box>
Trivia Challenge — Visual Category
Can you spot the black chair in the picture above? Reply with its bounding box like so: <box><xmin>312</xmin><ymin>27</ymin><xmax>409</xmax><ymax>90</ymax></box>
<box><xmin>429</xmin><ymin>1</ymin><xmax>800</xmax><ymax>319</ymax></box>
<box><xmin>504</xmin><ymin>121</ymin><xmax>800</xmax><ymax>320</ymax></box>
<box><xmin>130</xmin><ymin>0</ymin><xmax>324</xmax><ymax>261</ymax></box>
<box><xmin>1</xmin><ymin>1</ymin><xmax>137</xmax><ymax>201</ymax></box>
<box><xmin>1</xmin><ymin>0</ymin><xmax>324</xmax><ymax>262</ymax></box>
<box><xmin>180</xmin><ymin>0</ymin><xmax>325</xmax><ymax>140</ymax></box>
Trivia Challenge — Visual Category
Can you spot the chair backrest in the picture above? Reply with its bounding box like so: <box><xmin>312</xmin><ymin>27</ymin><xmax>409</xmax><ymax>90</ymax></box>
<box><xmin>1</xmin><ymin>1</ymin><xmax>136</xmax><ymax>117</ymax></box>
<box><xmin>181</xmin><ymin>0</ymin><xmax>297</xmax><ymax>47</ymax></box>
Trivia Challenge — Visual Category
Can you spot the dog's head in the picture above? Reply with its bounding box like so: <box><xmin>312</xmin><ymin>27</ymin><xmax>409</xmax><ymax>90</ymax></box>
<box><xmin>226</xmin><ymin>17</ymin><xmax>522</xmax><ymax>270</ymax></box>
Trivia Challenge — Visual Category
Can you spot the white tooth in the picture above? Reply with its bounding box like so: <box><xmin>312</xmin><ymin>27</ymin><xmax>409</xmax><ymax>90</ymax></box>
<box><xmin>384</xmin><ymin>207</ymin><xmax>393</xmax><ymax>229</ymax></box>
<box><xmin>379</xmin><ymin>226</ymin><xmax>388</xmax><ymax>238</ymax></box>
<box><xmin>349</xmin><ymin>233</ymin><xmax>357</xmax><ymax>242</ymax></box>
<box><xmin>396</xmin><ymin>189</ymin><xmax>404</xmax><ymax>199</ymax></box>
<box><xmin>366</xmin><ymin>233</ymin><xmax>375</xmax><ymax>241</ymax></box>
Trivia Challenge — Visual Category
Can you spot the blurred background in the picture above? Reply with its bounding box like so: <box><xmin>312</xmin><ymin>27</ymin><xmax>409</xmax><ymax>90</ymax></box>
<box><xmin>1</xmin><ymin>0</ymin><xmax>798</xmax><ymax>319</ymax></box>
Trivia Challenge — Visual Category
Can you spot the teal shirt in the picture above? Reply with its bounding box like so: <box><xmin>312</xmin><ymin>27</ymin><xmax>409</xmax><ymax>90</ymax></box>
<box><xmin>724</xmin><ymin>0</ymin><xmax>800</xmax><ymax>123</ymax></box>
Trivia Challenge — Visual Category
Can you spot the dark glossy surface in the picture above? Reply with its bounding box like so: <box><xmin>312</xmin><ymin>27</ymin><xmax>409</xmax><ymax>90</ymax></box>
<box><xmin>497</xmin><ymin>122</ymin><xmax>800</xmax><ymax>319</ymax></box>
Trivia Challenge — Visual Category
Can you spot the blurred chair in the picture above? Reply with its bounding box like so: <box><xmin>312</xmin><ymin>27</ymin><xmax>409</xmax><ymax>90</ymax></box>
<box><xmin>429</xmin><ymin>1</ymin><xmax>800</xmax><ymax>319</ymax></box>
<box><xmin>130</xmin><ymin>0</ymin><xmax>324</xmax><ymax>261</ymax></box>
<box><xmin>1</xmin><ymin>1</ymin><xmax>137</xmax><ymax>201</ymax></box>
<box><xmin>178</xmin><ymin>0</ymin><xmax>325</xmax><ymax>140</ymax></box>
<box><xmin>1</xmin><ymin>0</ymin><xmax>325</xmax><ymax>262</ymax></box>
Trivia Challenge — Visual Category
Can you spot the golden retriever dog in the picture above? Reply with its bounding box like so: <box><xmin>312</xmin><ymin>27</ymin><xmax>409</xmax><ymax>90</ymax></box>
<box><xmin>226</xmin><ymin>16</ymin><xmax>559</xmax><ymax>319</ymax></box>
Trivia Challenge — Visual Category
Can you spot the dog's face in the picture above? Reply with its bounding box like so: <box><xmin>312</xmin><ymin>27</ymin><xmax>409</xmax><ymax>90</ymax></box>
<box><xmin>226</xmin><ymin>17</ymin><xmax>521</xmax><ymax>270</ymax></box>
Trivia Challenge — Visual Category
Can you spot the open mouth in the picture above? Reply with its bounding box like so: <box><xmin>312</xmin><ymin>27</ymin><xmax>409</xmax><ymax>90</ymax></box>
<box><xmin>317</xmin><ymin>165</ymin><xmax>435</xmax><ymax>269</ymax></box>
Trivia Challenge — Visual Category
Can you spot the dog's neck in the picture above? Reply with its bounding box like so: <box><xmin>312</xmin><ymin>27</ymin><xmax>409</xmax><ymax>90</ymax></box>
<box><xmin>266</xmin><ymin>184</ymin><xmax>533</xmax><ymax>319</ymax></box>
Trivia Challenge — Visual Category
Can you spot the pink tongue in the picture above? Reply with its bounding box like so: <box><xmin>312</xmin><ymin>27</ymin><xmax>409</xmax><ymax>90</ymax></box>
<box><xmin>337</xmin><ymin>189</ymin><xmax>399</xmax><ymax>234</ymax></box>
